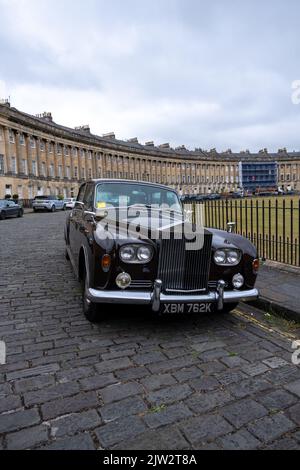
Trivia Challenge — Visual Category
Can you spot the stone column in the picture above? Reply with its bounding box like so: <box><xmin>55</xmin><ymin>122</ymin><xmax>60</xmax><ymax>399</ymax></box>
<box><xmin>3</xmin><ymin>126</ymin><xmax>11</xmax><ymax>173</ymax></box>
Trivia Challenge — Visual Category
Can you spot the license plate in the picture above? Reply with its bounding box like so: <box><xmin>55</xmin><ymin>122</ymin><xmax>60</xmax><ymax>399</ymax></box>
<box><xmin>161</xmin><ymin>303</ymin><xmax>212</xmax><ymax>314</ymax></box>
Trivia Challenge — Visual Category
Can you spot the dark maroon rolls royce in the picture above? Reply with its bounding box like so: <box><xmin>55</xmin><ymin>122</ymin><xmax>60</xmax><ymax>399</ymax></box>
<box><xmin>64</xmin><ymin>180</ymin><xmax>259</xmax><ymax>322</ymax></box>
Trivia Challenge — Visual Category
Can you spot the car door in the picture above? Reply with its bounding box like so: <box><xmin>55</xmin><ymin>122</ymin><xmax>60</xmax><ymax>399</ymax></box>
<box><xmin>7</xmin><ymin>201</ymin><xmax>18</xmax><ymax>217</ymax></box>
<box><xmin>69</xmin><ymin>183</ymin><xmax>86</xmax><ymax>262</ymax></box>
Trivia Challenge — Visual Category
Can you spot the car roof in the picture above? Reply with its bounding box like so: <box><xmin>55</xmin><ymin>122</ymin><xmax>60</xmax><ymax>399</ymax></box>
<box><xmin>87</xmin><ymin>179</ymin><xmax>178</xmax><ymax>193</ymax></box>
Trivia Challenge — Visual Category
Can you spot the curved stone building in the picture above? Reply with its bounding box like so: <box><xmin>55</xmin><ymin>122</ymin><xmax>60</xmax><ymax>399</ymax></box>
<box><xmin>0</xmin><ymin>101</ymin><xmax>299</xmax><ymax>199</ymax></box>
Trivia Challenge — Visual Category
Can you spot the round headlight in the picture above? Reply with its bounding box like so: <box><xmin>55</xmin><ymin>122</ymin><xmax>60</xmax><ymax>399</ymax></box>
<box><xmin>137</xmin><ymin>245</ymin><xmax>153</xmax><ymax>262</ymax></box>
<box><xmin>232</xmin><ymin>273</ymin><xmax>244</xmax><ymax>289</ymax></box>
<box><xmin>116</xmin><ymin>272</ymin><xmax>131</xmax><ymax>289</ymax></box>
<box><xmin>214</xmin><ymin>250</ymin><xmax>226</xmax><ymax>264</ymax></box>
<box><xmin>227</xmin><ymin>250</ymin><xmax>240</xmax><ymax>265</ymax></box>
<box><xmin>119</xmin><ymin>245</ymin><xmax>135</xmax><ymax>262</ymax></box>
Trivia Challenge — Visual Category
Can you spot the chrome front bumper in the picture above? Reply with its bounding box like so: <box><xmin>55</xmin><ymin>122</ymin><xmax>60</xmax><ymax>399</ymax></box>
<box><xmin>87</xmin><ymin>279</ymin><xmax>259</xmax><ymax>312</ymax></box>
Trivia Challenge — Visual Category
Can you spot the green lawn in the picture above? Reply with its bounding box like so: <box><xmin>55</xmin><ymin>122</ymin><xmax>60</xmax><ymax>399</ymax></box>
<box><xmin>185</xmin><ymin>195</ymin><xmax>300</xmax><ymax>266</ymax></box>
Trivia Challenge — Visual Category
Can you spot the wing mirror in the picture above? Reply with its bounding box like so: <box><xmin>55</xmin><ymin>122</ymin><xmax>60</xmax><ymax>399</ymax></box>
<box><xmin>83</xmin><ymin>209</ymin><xmax>108</xmax><ymax>222</ymax></box>
<box><xmin>95</xmin><ymin>208</ymin><xmax>108</xmax><ymax>221</ymax></box>
<box><xmin>227</xmin><ymin>222</ymin><xmax>236</xmax><ymax>233</ymax></box>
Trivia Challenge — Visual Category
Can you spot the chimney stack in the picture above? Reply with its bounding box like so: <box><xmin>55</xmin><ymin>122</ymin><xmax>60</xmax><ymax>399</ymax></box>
<box><xmin>102</xmin><ymin>132</ymin><xmax>116</xmax><ymax>139</ymax></box>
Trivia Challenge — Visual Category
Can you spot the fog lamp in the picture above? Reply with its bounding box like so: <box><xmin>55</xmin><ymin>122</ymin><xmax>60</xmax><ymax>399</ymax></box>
<box><xmin>116</xmin><ymin>272</ymin><xmax>131</xmax><ymax>289</ymax></box>
<box><xmin>232</xmin><ymin>273</ymin><xmax>244</xmax><ymax>289</ymax></box>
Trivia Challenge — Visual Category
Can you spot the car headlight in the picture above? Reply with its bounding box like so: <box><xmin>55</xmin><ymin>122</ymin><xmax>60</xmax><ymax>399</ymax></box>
<box><xmin>137</xmin><ymin>246</ymin><xmax>152</xmax><ymax>262</ymax></box>
<box><xmin>214</xmin><ymin>250</ymin><xmax>226</xmax><ymax>264</ymax></box>
<box><xmin>119</xmin><ymin>245</ymin><xmax>136</xmax><ymax>262</ymax></box>
<box><xmin>119</xmin><ymin>244</ymin><xmax>153</xmax><ymax>264</ymax></box>
<box><xmin>214</xmin><ymin>248</ymin><xmax>241</xmax><ymax>266</ymax></box>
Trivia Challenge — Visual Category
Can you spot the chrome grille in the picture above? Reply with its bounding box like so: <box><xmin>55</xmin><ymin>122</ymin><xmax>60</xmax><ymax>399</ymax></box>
<box><xmin>158</xmin><ymin>232</ymin><xmax>212</xmax><ymax>293</ymax></box>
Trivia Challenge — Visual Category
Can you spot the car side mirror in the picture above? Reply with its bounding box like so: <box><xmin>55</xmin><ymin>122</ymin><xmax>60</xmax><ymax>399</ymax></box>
<box><xmin>83</xmin><ymin>209</ymin><xmax>108</xmax><ymax>222</ymax></box>
<box><xmin>74</xmin><ymin>201</ymin><xmax>84</xmax><ymax>209</ymax></box>
<box><xmin>94</xmin><ymin>208</ymin><xmax>108</xmax><ymax>221</ymax></box>
<box><xmin>227</xmin><ymin>222</ymin><xmax>236</xmax><ymax>233</ymax></box>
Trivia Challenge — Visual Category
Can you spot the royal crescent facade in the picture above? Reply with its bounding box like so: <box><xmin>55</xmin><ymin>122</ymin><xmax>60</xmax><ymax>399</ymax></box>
<box><xmin>0</xmin><ymin>101</ymin><xmax>299</xmax><ymax>199</ymax></box>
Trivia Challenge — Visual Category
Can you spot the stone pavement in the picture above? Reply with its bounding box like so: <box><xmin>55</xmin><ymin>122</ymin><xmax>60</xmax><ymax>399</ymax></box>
<box><xmin>0</xmin><ymin>211</ymin><xmax>299</xmax><ymax>450</ymax></box>
<box><xmin>256</xmin><ymin>263</ymin><xmax>300</xmax><ymax>321</ymax></box>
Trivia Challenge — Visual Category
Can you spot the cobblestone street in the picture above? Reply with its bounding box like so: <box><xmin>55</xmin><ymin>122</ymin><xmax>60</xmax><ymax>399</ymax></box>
<box><xmin>0</xmin><ymin>211</ymin><xmax>299</xmax><ymax>450</ymax></box>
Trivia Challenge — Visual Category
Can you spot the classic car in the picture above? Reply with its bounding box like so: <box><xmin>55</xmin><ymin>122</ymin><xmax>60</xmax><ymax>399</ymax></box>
<box><xmin>64</xmin><ymin>179</ymin><xmax>259</xmax><ymax>322</ymax></box>
<box><xmin>0</xmin><ymin>199</ymin><xmax>23</xmax><ymax>219</ymax></box>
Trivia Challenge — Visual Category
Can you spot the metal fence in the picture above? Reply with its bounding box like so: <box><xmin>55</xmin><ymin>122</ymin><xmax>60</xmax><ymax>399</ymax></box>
<box><xmin>184</xmin><ymin>197</ymin><xmax>300</xmax><ymax>267</ymax></box>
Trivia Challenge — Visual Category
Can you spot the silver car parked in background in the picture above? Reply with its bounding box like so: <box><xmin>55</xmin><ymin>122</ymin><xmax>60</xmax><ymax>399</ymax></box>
<box><xmin>32</xmin><ymin>196</ymin><xmax>66</xmax><ymax>212</ymax></box>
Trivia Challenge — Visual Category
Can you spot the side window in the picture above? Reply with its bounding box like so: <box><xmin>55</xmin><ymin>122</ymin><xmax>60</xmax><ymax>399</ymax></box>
<box><xmin>77</xmin><ymin>184</ymin><xmax>86</xmax><ymax>203</ymax></box>
<box><xmin>84</xmin><ymin>183</ymin><xmax>94</xmax><ymax>211</ymax></box>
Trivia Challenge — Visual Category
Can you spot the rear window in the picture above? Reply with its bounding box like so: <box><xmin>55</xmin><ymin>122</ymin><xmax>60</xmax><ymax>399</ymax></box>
<box><xmin>34</xmin><ymin>196</ymin><xmax>56</xmax><ymax>200</ymax></box>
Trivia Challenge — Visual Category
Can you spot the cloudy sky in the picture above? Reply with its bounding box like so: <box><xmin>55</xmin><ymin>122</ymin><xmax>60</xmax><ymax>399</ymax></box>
<box><xmin>0</xmin><ymin>0</ymin><xmax>300</xmax><ymax>152</ymax></box>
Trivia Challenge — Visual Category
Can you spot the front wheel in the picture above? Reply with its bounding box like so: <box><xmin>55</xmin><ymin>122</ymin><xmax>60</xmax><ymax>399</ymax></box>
<box><xmin>17</xmin><ymin>209</ymin><xmax>23</xmax><ymax>218</ymax></box>
<box><xmin>50</xmin><ymin>205</ymin><xmax>55</xmax><ymax>212</ymax></box>
<box><xmin>81</xmin><ymin>266</ymin><xmax>100</xmax><ymax>323</ymax></box>
<box><xmin>0</xmin><ymin>212</ymin><xmax>5</xmax><ymax>220</ymax></box>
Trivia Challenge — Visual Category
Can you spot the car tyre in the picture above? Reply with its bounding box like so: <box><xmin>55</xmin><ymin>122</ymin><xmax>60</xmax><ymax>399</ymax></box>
<box><xmin>63</xmin><ymin>204</ymin><xmax>66</xmax><ymax>211</ymax></box>
<box><xmin>0</xmin><ymin>212</ymin><xmax>5</xmax><ymax>220</ymax></box>
<box><xmin>18</xmin><ymin>209</ymin><xmax>23</xmax><ymax>218</ymax></box>
<box><xmin>50</xmin><ymin>205</ymin><xmax>55</xmax><ymax>212</ymax></box>
<box><xmin>81</xmin><ymin>265</ymin><xmax>100</xmax><ymax>323</ymax></box>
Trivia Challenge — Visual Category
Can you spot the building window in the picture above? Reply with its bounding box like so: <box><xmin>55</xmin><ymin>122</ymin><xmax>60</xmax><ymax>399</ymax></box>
<box><xmin>32</xmin><ymin>160</ymin><xmax>37</xmax><ymax>176</ymax></box>
<box><xmin>30</xmin><ymin>137</ymin><xmax>36</xmax><ymax>148</ymax></box>
<box><xmin>80</xmin><ymin>149</ymin><xmax>85</xmax><ymax>158</ymax></box>
<box><xmin>88</xmin><ymin>151</ymin><xmax>92</xmax><ymax>160</ymax></box>
<box><xmin>5</xmin><ymin>184</ymin><xmax>12</xmax><ymax>196</ymax></box>
<box><xmin>82</xmin><ymin>167</ymin><xmax>85</xmax><ymax>178</ymax></box>
<box><xmin>56</xmin><ymin>144</ymin><xmax>62</xmax><ymax>154</ymax></box>
<box><xmin>9</xmin><ymin>130</ymin><xmax>15</xmax><ymax>143</ymax></box>
<box><xmin>0</xmin><ymin>155</ymin><xmax>4</xmax><ymax>174</ymax></box>
<box><xmin>11</xmin><ymin>156</ymin><xmax>16</xmax><ymax>173</ymax></box>
<box><xmin>48</xmin><ymin>142</ymin><xmax>53</xmax><ymax>153</ymax></box>
<box><xmin>58</xmin><ymin>165</ymin><xmax>62</xmax><ymax>178</ymax></box>
<box><xmin>19</xmin><ymin>133</ymin><xmax>25</xmax><ymax>145</ymax></box>
<box><xmin>49</xmin><ymin>164</ymin><xmax>54</xmax><ymax>177</ymax></box>
<box><xmin>72</xmin><ymin>147</ymin><xmax>78</xmax><ymax>157</ymax></box>
<box><xmin>22</xmin><ymin>159</ymin><xmax>27</xmax><ymax>174</ymax></box>
<box><xmin>42</xmin><ymin>162</ymin><xmax>46</xmax><ymax>176</ymax></box>
<box><xmin>66</xmin><ymin>166</ymin><xmax>71</xmax><ymax>179</ymax></box>
<box><xmin>64</xmin><ymin>146</ymin><xmax>69</xmax><ymax>156</ymax></box>
<box><xmin>74</xmin><ymin>166</ymin><xmax>78</xmax><ymax>178</ymax></box>
<box><xmin>88</xmin><ymin>168</ymin><xmax>92</xmax><ymax>178</ymax></box>
<box><xmin>40</xmin><ymin>141</ymin><xmax>45</xmax><ymax>151</ymax></box>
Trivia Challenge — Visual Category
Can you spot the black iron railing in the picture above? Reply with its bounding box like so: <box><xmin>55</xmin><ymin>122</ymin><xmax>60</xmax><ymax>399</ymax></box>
<box><xmin>184</xmin><ymin>197</ymin><xmax>300</xmax><ymax>267</ymax></box>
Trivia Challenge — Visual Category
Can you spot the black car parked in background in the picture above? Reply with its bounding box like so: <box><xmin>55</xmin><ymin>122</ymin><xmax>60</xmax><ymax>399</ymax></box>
<box><xmin>0</xmin><ymin>200</ymin><xmax>23</xmax><ymax>220</ymax></box>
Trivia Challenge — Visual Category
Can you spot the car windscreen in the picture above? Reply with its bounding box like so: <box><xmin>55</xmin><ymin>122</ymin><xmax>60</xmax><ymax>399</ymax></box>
<box><xmin>95</xmin><ymin>183</ymin><xmax>182</xmax><ymax>212</ymax></box>
<box><xmin>0</xmin><ymin>200</ymin><xmax>8</xmax><ymax>207</ymax></box>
